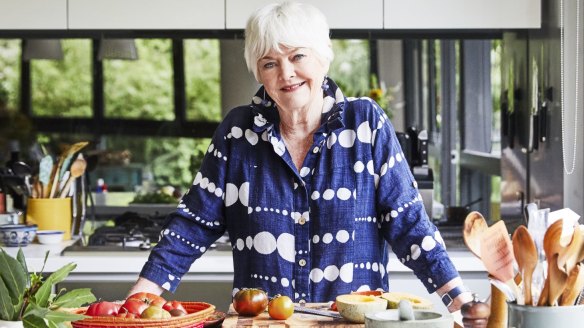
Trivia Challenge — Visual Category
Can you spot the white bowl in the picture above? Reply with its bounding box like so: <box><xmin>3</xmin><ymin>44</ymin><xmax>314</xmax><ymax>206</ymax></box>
<box><xmin>36</xmin><ymin>230</ymin><xmax>65</xmax><ymax>244</ymax></box>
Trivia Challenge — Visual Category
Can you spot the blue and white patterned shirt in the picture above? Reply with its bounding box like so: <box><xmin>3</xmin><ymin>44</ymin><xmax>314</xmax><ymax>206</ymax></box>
<box><xmin>140</xmin><ymin>77</ymin><xmax>460</xmax><ymax>302</ymax></box>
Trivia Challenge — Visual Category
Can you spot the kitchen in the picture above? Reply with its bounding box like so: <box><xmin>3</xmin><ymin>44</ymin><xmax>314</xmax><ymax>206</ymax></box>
<box><xmin>0</xmin><ymin>0</ymin><xmax>582</xmax><ymax>327</ymax></box>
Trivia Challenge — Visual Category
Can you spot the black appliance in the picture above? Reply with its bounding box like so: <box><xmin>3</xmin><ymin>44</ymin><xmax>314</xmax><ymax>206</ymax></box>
<box><xmin>396</xmin><ymin>127</ymin><xmax>434</xmax><ymax>218</ymax></box>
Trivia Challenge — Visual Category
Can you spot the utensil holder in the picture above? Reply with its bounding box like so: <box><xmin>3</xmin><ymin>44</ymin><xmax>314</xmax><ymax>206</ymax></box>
<box><xmin>507</xmin><ymin>302</ymin><xmax>584</xmax><ymax>328</ymax></box>
<box><xmin>26</xmin><ymin>197</ymin><xmax>72</xmax><ymax>240</ymax></box>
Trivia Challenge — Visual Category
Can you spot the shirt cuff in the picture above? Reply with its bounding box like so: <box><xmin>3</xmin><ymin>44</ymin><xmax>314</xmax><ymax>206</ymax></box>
<box><xmin>140</xmin><ymin>261</ymin><xmax>182</xmax><ymax>293</ymax></box>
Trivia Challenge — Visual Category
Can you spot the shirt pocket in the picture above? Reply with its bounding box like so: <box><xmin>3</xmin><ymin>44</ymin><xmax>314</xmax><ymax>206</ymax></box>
<box><xmin>243</xmin><ymin>163</ymin><xmax>295</xmax><ymax>236</ymax></box>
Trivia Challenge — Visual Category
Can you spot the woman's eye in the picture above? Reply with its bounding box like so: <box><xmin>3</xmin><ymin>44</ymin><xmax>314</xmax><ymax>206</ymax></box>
<box><xmin>263</xmin><ymin>62</ymin><xmax>275</xmax><ymax>69</ymax></box>
<box><xmin>292</xmin><ymin>54</ymin><xmax>306</xmax><ymax>61</ymax></box>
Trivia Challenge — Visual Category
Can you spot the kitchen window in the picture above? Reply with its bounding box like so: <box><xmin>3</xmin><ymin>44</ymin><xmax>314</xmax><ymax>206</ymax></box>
<box><xmin>30</xmin><ymin>39</ymin><xmax>92</xmax><ymax>118</ymax></box>
<box><xmin>104</xmin><ymin>39</ymin><xmax>173</xmax><ymax>120</ymax></box>
<box><xmin>1</xmin><ymin>37</ymin><xmax>372</xmax><ymax>200</ymax></box>
<box><xmin>407</xmin><ymin>39</ymin><xmax>501</xmax><ymax>220</ymax></box>
<box><xmin>0</xmin><ymin>39</ymin><xmax>21</xmax><ymax>111</ymax></box>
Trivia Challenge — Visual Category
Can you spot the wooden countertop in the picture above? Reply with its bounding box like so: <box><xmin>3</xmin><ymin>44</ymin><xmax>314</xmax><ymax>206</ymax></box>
<box><xmin>222</xmin><ymin>303</ymin><xmax>362</xmax><ymax>327</ymax></box>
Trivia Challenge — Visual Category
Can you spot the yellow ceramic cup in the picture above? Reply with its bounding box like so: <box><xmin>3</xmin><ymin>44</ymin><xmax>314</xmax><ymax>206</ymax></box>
<box><xmin>26</xmin><ymin>198</ymin><xmax>72</xmax><ymax>240</ymax></box>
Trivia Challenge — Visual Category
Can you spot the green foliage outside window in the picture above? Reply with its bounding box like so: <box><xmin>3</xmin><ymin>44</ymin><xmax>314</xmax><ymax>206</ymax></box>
<box><xmin>104</xmin><ymin>39</ymin><xmax>173</xmax><ymax>120</ymax></box>
<box><xmin>329</xmin><ymin>40</ymin><xmax>370</xmax><ymax>97</ymax></box>
<box><xmin>0</xmin><ymin>39</ymin><xmax>21</xmax><ymax>110</ymax></box>
<box><xmin>31</xmin><ymin>39</ymin><xmax>92</xmax><ymax>117</ymax></box>
<box><xmin>185</xmin><ymin>39</ymin><xmax>221</xmax><ymax>121</ymax></box>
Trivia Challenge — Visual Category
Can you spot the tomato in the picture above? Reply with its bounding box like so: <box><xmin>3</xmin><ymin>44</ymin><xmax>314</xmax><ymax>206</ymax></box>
<box><xmin>162</xmin><ymin>300</ymin><xmax>186</xmax><ymax>313</ymax></box>
<box><xmin>85</xmin><ymin>301</ymin><xmax>121</xmax><ymax>317</ymax></box>
<box><xmin>126</xmin><ymin>292</ymin><xmax>166</xmax><ymax>307</ymax></box>
<box><xmin>120</xmin><ymin>299</ymin><xmax>149</xmax><ymax>316</ymax></box>
<box><xmin>232</xmin><ymin>288</ymin><xmax>268</xmax><ymax>317</ymax></box>
<box><xmin>268</xmin><ymin>295</ymin><xmax>294</xmax><ymax>320</ymax></box>
<box><xmin>116</xmin><ymin>311</ymin><xmax>137</xmax><ymax>319</ymax></box>
<box><xmin>329</xmin><ymin>302</ymin><xmax>338</xmax><ymax>311</ymax></box>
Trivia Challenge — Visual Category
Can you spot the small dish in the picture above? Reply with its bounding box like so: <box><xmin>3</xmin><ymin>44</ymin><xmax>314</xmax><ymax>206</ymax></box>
<box><xmin>36</xmin><ymin>230</ymin><xmax>65</xmax><ymax>244</ymax></box>
<box><xmin>0</xmin><ymin>224</ymin><xmax>38</xmax><ymax>247</ymax></box>
<box><xmin>203</xmin><ymin>310</ymin><xmax>226</xmax><ymax>328</ymax></box>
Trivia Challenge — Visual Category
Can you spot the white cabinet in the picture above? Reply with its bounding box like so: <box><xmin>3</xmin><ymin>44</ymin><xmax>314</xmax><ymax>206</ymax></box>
<box><xmin>384</xmin><ymin>0</ymin><xmax>541</xmax><ymax>29</ymax></box>
<box><xmin>0</xmin><ymin>0</ymin><xmax>67</xmax><ymax>30</ymax></box>
<box><xmin>225</xmin><ymin>0</ymin><xmax>383</xmax><ymax>29</ymax></box>
<box><xmin>68</xmin><ymin>0</ymin><xmax>224</xmax><ymax>30</ymax></box>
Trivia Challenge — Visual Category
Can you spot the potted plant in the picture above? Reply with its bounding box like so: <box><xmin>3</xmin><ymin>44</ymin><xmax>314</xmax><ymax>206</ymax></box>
<box><xmin>0</xmin><ymin>248</ymin><xmax>96</xmax><ymax>328</ymax></box>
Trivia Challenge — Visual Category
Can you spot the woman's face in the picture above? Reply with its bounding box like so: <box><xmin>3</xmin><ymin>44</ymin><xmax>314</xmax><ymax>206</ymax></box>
<box><xmin>257</xmin><ymin>46</ymin><xmax>329</xmax><ymax>113</ymax></box>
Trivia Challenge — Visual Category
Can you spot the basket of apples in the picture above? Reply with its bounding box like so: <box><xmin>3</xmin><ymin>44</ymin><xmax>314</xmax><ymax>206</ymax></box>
<box><xmin>71</xmin><ymin>292</ymin><xmax>215</xmax><ymax>328</ymax></box>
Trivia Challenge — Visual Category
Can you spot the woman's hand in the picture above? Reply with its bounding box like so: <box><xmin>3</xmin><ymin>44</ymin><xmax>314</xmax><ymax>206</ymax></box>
<box><xmin>127</xmin><ymin>277</ymin><xmax>165</xmax><ymax>298</ymax></box>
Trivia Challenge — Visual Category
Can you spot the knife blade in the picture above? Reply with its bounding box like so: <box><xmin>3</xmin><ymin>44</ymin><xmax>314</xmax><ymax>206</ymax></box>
<box><xmin>293</xmin><ymin>306</ymin><xmax>343</xmax><ymax>319</ymax></box>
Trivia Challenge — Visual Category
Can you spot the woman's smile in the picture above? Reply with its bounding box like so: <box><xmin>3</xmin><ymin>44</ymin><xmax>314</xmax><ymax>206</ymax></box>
<box><xmin>280</xmin><ymin>81</ymin><xmax>306</xmax><ymax>92</ymax></box>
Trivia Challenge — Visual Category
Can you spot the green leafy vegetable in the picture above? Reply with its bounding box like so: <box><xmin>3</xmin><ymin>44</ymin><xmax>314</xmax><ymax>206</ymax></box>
<box><xmin>0</xmin><ymin>248</ymin><xmax>96</xmax><ymax>327</ymax></box>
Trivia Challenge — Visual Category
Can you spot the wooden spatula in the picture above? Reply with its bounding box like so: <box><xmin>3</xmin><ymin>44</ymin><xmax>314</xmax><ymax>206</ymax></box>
<box><xmin>480</xmin><ymin>220</ymin><xmax>521</xmax><ymax>302</ymax></box>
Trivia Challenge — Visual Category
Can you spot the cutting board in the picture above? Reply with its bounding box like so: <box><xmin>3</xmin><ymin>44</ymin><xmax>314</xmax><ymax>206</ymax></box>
<box><xmin>222</xmin><ymin>303</ymin><xmax>361</xmax><ymax>327</ymax></box>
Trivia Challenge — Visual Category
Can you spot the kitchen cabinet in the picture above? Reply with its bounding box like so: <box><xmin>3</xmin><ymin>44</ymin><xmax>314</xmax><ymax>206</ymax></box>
<box><xmin>225</xmin><ymin>0</ymin><xmax>384</xmax><ymax>29</ymax></box>
<box><xmin>68</xmin><ymin>0</ymin><xmax>224</xmax><ymax>30</ymax></box>
<box><xmin>384</xmin><ymin>0</ymin><xmax>541</xmax><ymax>29</ymax></box>
<box><xmin>0</xmin><ymin>0</ymin><xmax>67</xmax><ymax>30</ymax></box>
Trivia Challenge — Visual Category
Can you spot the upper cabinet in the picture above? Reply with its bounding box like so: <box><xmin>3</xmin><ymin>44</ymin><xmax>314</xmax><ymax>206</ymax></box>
<box><xmin>384</xmin><ymin>0</ymin><xmax>541</xmax><ymax>29</ymax></box>
<box><xmin>225</xmin><ymin>0</ymin><xmax>384</xmax><ymax>29</ymax></box>
<box><xmin>68</xmin><ymin>0</ymin><xmax>224</xmax><ymax>30</ymax></box>
<box><xmin>0</xmin><ymin>0</ymin><xmax>67</xmax><ymax>30</ymax></box>
<box><xmin>0</xmin><ymin>0</ymin><xmax>541</xmax><ymax>31</ymax></box>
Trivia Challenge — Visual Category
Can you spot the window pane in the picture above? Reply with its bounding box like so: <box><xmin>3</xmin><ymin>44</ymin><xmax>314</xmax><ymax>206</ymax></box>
<box><xmin>184</xmin><ymin>39</ymin><xmax>221</xmax><ymax>121</ymax></box>
<box><xmin>104</xmin><ymin>39</ymin><xmax>173</xmax><ymax>120</ymax></box>
<box><xmin>94</xmin><ymin>136</ymin><xmax>210</xmax><ymax>194</ymax></box>
<box><xmin>31</xmin><ymin>39</ymin><xmax>92</xmax><ymax>117</ymax></box>
<box><xmin>0</xmin><ymin>39</ymin><xmax>21</xmax><ymax>111</ymax></box>
<box><xmin>329</xmin><ymin>40</ymin><xmax>370</xmax><ymax>96</ymax></box>
<box><xmin>491</xmin><ymin>40</ymin><xmax>502</xmax><ymax>155</ymax></box>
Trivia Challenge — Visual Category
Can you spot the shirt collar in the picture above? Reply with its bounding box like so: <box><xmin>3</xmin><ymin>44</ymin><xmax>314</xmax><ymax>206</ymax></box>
<box><xmin>249</xmin><ymin>77</ymin><xmax>346</xmax><ymax>134</ymax></box>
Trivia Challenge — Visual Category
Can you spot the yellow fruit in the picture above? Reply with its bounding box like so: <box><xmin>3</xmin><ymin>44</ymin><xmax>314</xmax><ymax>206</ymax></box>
<box><xmin>335</xmin><ymin>294</ymin><xmax>388</xmax><ymax>323</ymax></box>
<box><xmin>380</xmin><ymin>292</ymin><xmax>433</xmax><ymax>309</ymax></box>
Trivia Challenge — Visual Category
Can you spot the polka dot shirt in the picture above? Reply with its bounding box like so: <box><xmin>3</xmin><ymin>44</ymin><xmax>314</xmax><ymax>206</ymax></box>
<box><xmin>139</xmin><ymin>77</ymin><xmax>460</xmax><ymax>302</ymax></box>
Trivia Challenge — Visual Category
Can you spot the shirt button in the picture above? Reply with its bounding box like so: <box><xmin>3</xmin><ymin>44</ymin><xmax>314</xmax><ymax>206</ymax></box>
<box><xmin>298</xmin><ymin>217</ymin><xmax>306</xmax><ymax>225</ymax></box>
<box><xmin>312</xmin><ymin>147</ymin><xmax>319</xmax><ymax>153</ymax></box>
<box><xmin>299</xmin><ymin>259</ymin><xmax>306</xmax><ymax>266</ymax></box>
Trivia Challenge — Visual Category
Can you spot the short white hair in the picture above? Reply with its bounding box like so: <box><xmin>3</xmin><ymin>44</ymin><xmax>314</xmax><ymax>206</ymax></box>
<box><xmin>244</xmin><ymin>1</ymin><xmax>334</xmax><ymax>81</ymax></box>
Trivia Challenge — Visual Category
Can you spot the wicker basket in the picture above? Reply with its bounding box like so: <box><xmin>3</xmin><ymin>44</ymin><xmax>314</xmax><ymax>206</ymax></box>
<box><xmin>71</xmin><ymin>302</ymin><xmax>214</xmax><ymax>328</ymax></box>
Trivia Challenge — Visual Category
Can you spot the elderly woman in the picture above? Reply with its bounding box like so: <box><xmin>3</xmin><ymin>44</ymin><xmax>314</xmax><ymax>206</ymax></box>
<box><xmin>130</xmin><ymin>1</ymin><xmax>472</xmax><ymax>312</ymax></box>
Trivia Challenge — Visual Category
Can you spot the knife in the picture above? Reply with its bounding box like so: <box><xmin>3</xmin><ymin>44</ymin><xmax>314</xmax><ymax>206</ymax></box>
<box><xmin>293</xmin><ymin>306</ymin><xmax>343</xmax><ymax>319</ymax></box>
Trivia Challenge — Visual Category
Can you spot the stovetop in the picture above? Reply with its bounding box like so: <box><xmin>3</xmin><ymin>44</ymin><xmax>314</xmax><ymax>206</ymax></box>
<box><xmin>62</xmin><ymin>211</ymin><xmax>232</xmax><ymax>255</ymax></box>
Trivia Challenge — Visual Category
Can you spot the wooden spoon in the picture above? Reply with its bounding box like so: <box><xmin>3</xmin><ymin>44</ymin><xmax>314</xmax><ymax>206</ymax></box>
<box><xmin>560</xmin><ymin>263</ymin><xmax>584</xmax><ymax>305</ymax></box>
<box><xmin>539</xmin><ymin>219</ymin><xmax>569</xmax><ymax>306</ymax></box>
<box><xmin>463</xmin><ymin>211</ymin><xmax>488</xmax><ymax>259</ymax></box>
<box><xmin>512</xmin><ymin>225</ymin><xmax>538</xmax><ymax>305</ymax></box>
<box><xmin>48</xmin><ymin>141</ymin><xmax>88</xmax><ymax>198</ymax></box>
<box><xmin>558</xmin><ymin>225</ymin><xmax>583</xmax><ymax>275</ymax></box>
<box><xmin>59</xmin><ymin>154</ymin><xmax>87</xmax><ymax>198</ymax></box>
